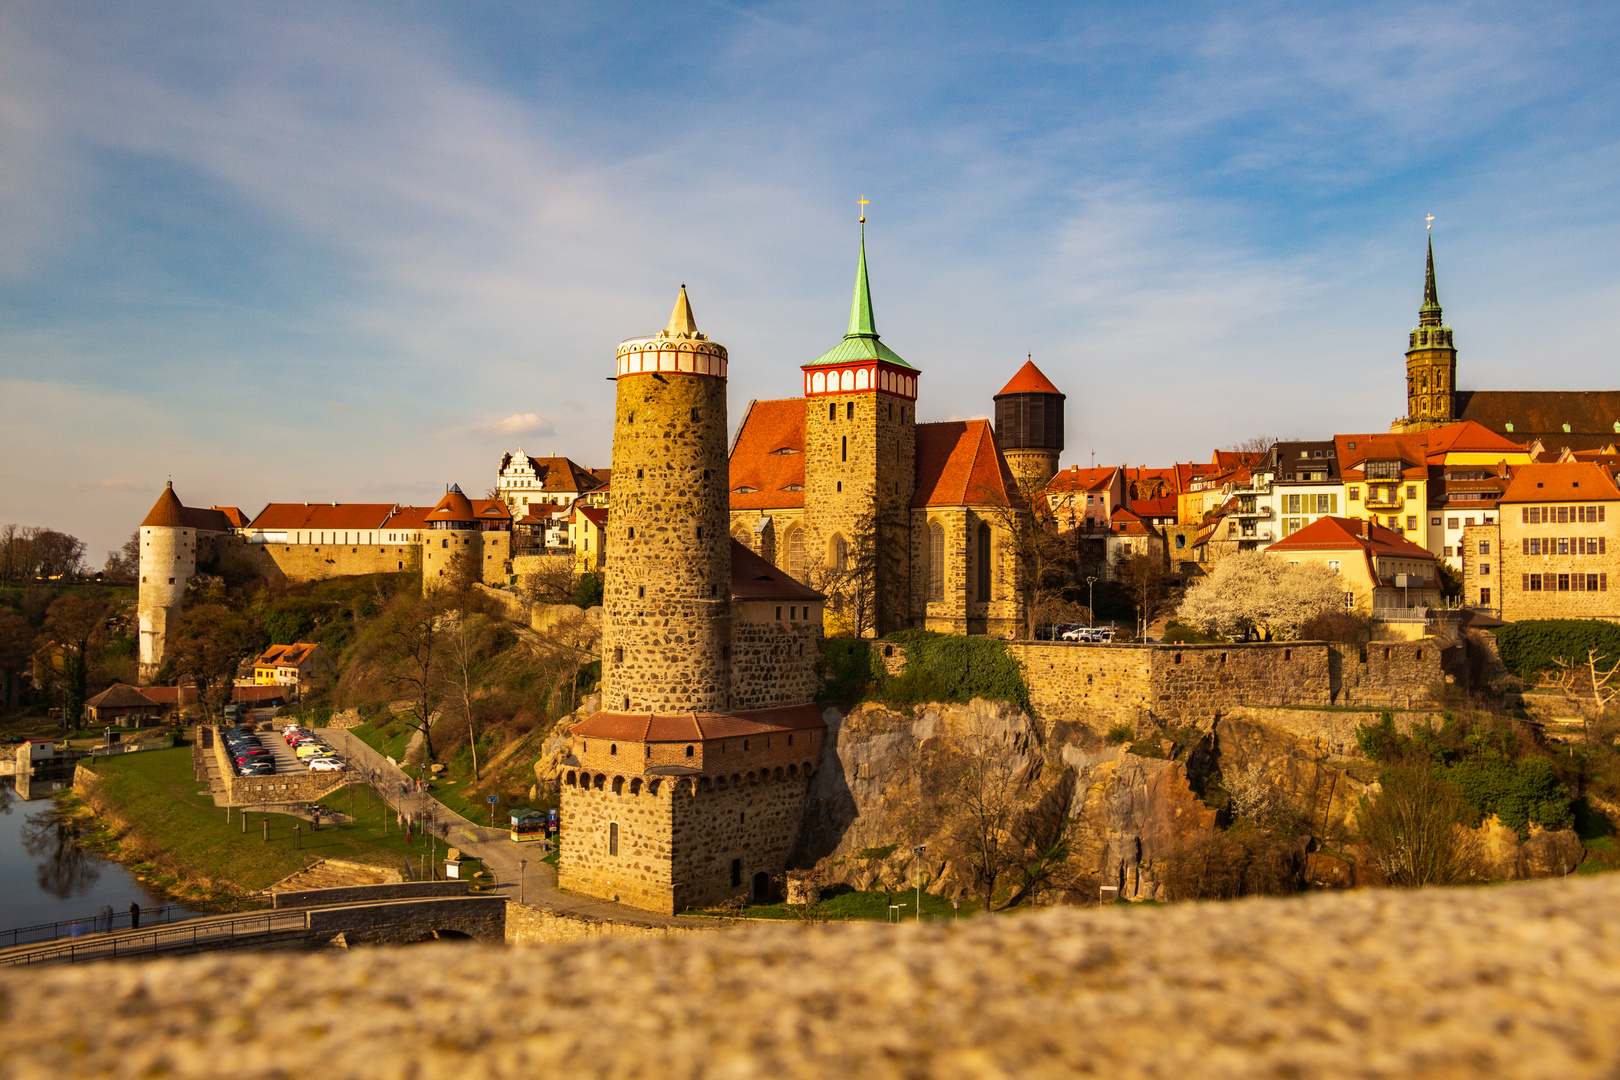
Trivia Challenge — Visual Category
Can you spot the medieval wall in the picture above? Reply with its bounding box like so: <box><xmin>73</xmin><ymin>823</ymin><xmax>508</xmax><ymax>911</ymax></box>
<box><xmin>1149</xmin><ymin>644</ymin><xmax>1332</xmax><ymax>718</ymax></box>
<box><xmin>557</xmin><ymin>780</ymin><xmax>676</xmax><ymax>913</ymax></box>
<box><xmin>1006</xmin><ymin>643</ymin><xmax>1156</xmax><ymax>728</ymax></box>
<box><xmin>1328</xmin><ymin>640</ymin><xmax>1460</xmax><ymax>707</ymax></box>
<box><xmin>729</xmin><ymin>599</ymin><xmax>824</xmax><ymax>711</ymax></box>
<box><xmin>570</xmin><ymin>730</ymin><xmax>822</xmax><ymax>778</ymax></box>
<box><xmin>241</xmin><ymin>543</ymin><xmax>422</xmax><ymax>585</ymax></box>
<box><xmin>671</xmin><ymin>774</ymin><xmax>811</xmax><ymax>911</ymax></box>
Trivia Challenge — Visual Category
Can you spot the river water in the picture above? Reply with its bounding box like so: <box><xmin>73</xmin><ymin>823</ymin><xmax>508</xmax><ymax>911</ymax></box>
<box><xmin>0</xmin><ymin>779</ymin><xmax>198</xmax><ymax>934</ymax></box>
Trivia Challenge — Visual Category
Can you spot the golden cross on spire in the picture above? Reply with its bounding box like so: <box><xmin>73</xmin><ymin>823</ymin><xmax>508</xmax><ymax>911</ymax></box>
<box><xmin>1426</xmin><ymin>213</ymin><xmax>1434</xmax><ymax>231</ymax></box>
<box><xmin>858</xmin><ymin>196</ymin><xmax>870</xmax><ymax>224</ymax></box>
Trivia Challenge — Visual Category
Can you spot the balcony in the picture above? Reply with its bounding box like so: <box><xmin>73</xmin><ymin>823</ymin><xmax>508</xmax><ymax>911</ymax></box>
<box><xmin>1363</xmin><ymin>490</ymin><xmax>1404</xmax><ymax>510</ymax></box>
<box><xmin>1237</xmin><ymin>528</ymin><xmax>1274</xmax><ymax>542</ymax></box>
<box><xmin>1232</xmin><ymin>504</ymin><xmax>1273</xmax><ymax>519</ymax></box>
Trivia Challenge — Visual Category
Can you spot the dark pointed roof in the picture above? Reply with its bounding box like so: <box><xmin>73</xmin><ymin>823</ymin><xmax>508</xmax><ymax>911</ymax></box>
<box><xmin>1419</xmin><ymin>233</ymin><xmax>1443</xmax><ymax>327</ymax></box>
<box><xmin>141</xmin><ymin>482</ymin><xmax>238</xmax><ymax>532</ymax></box>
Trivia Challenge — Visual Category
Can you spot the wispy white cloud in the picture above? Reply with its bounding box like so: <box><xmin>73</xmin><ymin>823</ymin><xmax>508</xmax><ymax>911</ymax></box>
<box><xmin>470</xmin><ymin>413</ymin><xmax>553</xmax><ymax>438</ymax></box>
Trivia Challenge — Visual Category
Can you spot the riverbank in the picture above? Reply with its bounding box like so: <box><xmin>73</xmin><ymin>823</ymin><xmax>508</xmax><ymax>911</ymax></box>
<box><xmin>71</xmin><ymin>747</ymin><xmax>429</xmax><ymax>912</ymax></box>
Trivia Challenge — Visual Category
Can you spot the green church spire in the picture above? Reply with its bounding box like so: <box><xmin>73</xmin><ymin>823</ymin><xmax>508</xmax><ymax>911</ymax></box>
<box><xmin>847</xmin><ymin>221</ymin><xmax>877</xmax><ymax>338</ymax></box>
<box><xmin>1419</xmin><ymin>233</ymin><xmax>1443</xmax><ymax>327</ymax></box>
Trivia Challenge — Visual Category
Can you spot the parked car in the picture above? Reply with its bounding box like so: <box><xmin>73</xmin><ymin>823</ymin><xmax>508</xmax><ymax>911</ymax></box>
<box><xmin>307</xmin><ymin>758</ymin><xmax>345</xmax><ymax>772</ymax></box>
<box><xmin>295</xmin><ymin>743</ymin><xmax>332</xmax><ymax>759</ymax></box>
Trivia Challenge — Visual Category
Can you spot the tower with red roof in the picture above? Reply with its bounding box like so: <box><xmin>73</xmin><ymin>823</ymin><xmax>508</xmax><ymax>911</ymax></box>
<box><xmin>993</xmin><ymin>359</ymin><xmax>1066</xmax><ymax>491</ymax></box>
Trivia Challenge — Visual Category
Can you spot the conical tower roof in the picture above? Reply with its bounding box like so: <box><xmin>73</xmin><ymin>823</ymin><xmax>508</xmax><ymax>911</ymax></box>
<box><xmin>806</xmin><ymin>222</ymin><xmax>913</xmax><ymax>370</ymax></box>
<box><xmin>140</xmin><ymin>482</ymin><xmax>187</xmax><ymax>527</ymax></box>
<box><xmin>1419</xmin><ymin>234</ymin><xmax>1443</xmax><ymax>327</ymax></box>
<box><xmin>426</xmin><ymin>484</ymin><xmax>476</xmax><ymax>524</ymax></box>
<box><xmin>659</xmin><ymin>286</ymin><xmax>706</xmax><ymax>340</ymax></box>
<box><xmin>996</xmin><ymin>359</ymin><xmax>1063</xmax><ymax>397</ymax></box>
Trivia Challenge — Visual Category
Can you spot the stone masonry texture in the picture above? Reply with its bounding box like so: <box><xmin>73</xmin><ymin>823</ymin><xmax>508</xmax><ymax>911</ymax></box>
<box><xmin>6</xmin><ymin>875</ymin><xmax>1620</xmax><ymax>1078</ymax></box>
<box><xmin>601</xmin><ymin>369</ymin><xmax>731</xmax><ymax>714</ymax></box>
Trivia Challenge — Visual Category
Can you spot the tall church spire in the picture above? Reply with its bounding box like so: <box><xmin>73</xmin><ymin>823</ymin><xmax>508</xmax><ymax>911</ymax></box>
<box><xmin>846</xmin><ymin>221</ymin><xmax>877</xmax><ymax>338</ymax></box>
<box><xmin>1419</xmin><ymin>234</ymin><xmax>1443</xmax><ymax>328</ymax></box>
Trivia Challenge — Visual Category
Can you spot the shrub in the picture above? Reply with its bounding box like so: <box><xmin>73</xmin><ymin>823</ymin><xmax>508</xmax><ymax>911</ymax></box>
<box><xmin>1355</xmin><ymin>766</ymin><xmax>1475</xmax><ymax>887</ymax></box>
<box><xmin>1299</xmin><ymin>609</ymin><xmax>1374</xmax><ymax>644</ymax></box>
<box><xmin>873</xmin><ymin>631</ymin><xmax>1031</xmax><ymax>712</ymax></box>
<box><xmin>1105</xmin><ymin>723</ymin><xmax>1134</xmax><ymax>745</ymax></box>
<box><xmin>1161</xmin><ymin>621</ymin><xmax>1220</xmax><ymax>645</ymax></box>
<box><xmin>1439</xmin><ymin>757</ymin><xmax>1572</xmax><ymax>834</ymax></box>
<box><xmin>1493</xmin><ymin>619</ymin><xmax>1620</xmax><ymax>681</ymax></box>
<box><xmin>817</xmin><ymin>639</ymin><xmax>881</xmax><ymax>706</ymax></box>
<box><xmin>1161</xmin><ymin>829</ymin><xmax>1303</xmax><ymax>901</ymax></box>
<box><xmin>572</xmin><ymin>572</ymin><xmax>604</xmax><ymax>610</ymax></box>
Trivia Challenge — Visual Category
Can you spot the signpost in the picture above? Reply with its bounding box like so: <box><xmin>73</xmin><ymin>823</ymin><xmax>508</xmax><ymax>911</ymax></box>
<box><xmin>488</xmin><ymin>794</ymin><xmax>499</xmax><ymax>827</ymax></box>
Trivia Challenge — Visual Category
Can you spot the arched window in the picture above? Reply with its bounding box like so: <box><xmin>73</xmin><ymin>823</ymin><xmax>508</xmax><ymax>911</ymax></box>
<box><xmin>928</xmin><ymin>521</ymin><xmax>944</xmax><ymax>601</ymax></box>
<box><xmin>787</xmin><ymin>527</ymin><xmax>805</xmax><ymax>580</ymax></box>
<box><xmin>732</xmin><ymin>526</ymin><xmax>751</xmax><ymax>550</ymax></box>
<box><xmin>833</xmin><ymin>535</ymin><xmax>848</xmax><ymax>572</ymax></box>
<box><xmin>977</xmin><ymin>522</ymin><xmax>992</xmax><ymax>602</ymax></box>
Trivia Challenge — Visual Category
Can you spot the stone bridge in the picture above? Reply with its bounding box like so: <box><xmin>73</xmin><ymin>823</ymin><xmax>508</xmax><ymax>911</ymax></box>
<box><xmin>0</xmin><ymin>883</ymin><xmax>504</xmax><ymax>967</ymax></box>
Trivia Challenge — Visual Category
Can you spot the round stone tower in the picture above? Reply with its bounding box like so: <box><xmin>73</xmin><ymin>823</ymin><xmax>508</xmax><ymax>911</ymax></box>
<box><xmin>601</xmin><ymin>287</ymin><xmax>732</xmax><ymax>714</ymax></box>
<box><xmin>421</xmin><ymin>484</ymin><xmax>481</xmax><ymax>594</ymax></box>
<box><xmin>136</xmin><ymin>482</ymin><xmax>195</xmax><ymax>684</ymax></box>
<box><xmin>993</xmin><ymin>358</ymin><xmax>1066</xmax><ymax>492</ymax></box>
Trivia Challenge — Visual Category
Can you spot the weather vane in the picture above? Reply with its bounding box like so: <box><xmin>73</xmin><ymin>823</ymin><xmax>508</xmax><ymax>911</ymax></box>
<box><xmin>1426</xmin><ymin>213</ymin><xmax>1434</xmax><ymax>231</ymax></box>
<box><xmin>858</xmin><ymin>196</ymin><xmax>870</xmax><ymax>224</ymax></box>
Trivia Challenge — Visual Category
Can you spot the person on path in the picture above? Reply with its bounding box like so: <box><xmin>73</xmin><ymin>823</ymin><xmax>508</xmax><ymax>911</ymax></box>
<box><xmin>128</xmin><ymin>902</ymin><xmax>140</xmax><ymax>930</ymax></box>
<box><xmin>101</xmin><ymin>904</ymin><xmax>114</xmax><ymax>933</ymax></box>
<box><xmin>68</xmin><ymin>921</ymin><xmax>83</xmax><ymax>939</ymax></box>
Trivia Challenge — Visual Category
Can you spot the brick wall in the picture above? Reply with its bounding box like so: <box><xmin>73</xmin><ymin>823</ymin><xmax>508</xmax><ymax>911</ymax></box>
<box><xmin>729</xmin><ymin>600</ymin><xmax>824</xmax><ymax>710</ymax></box>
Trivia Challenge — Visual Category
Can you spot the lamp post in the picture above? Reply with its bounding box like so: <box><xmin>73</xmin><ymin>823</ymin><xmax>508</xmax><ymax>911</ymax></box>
<box><xmin>912</xmin><ymin>844</ymin><xmax>927</xmax><ymax>923</ymax></box>
<box><xmin>519</xmin><ymin>858</ymin><xmax>528</xmax><ymax>906</ymax></box>
<box><xmin>1086</xmin><ymin>576</ymin><xmax>1097</xmax><ymax>631</ymax></box>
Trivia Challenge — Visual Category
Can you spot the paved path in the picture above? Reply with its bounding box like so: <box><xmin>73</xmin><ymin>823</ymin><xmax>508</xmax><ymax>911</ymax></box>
<box><xmin>319</xmin><ymin>728</ymin><xmax>692</xmax><ymax>929</ymax></box>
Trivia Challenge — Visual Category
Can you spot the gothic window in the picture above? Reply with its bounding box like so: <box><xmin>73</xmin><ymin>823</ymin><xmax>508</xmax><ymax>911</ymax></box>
<box><xmin>833</xmin><ymin>534</ymin><xmax>848</xmax><ymax>572</ymax></box>
<box><xmin>976</xmin><ymin>522</ymin><xmax>992</xmax><ymax>602</ymax></box>
<box><xmin>787</xmin><ymin>527</ymin><xmax>805</xmax><ymax>580</ymax></box>
<box><xmin>928</xmin><ymin>521</ymin><xmax>944</xmax><ymax>601</ymax></box>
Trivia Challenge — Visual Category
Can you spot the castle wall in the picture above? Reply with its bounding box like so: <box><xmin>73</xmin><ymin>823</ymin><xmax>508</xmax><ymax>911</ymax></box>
<box><xmin>1004</xmin><ymin>640</ymin><xmax>1455</xmax><ymax>729</ymax></box>
<box><xmin>557</xmin><ymin>780</ymin><xmax>675</xmax><ymax>913</ymax></box>
<box><xmin>571</xmin><ymin>728</ymin><xmax>823</xmax><ymax>778</ymax></box>
<box><xmin>244</xmin><ymin>542</ymin><xmax>422</xmax><ymax>586</ymax></box>
<box><xmin>601</xmin><ymin>369</ymin><xmax>732</xmax><ymax>713</ymax></box>
<box><xmin>137</xmin><ymin>525</ymin><xmax>199</xmax><ymax>683</ymax></box>
<box><xmin>672</xmin><ymin>773</ymin><xmax>811</xmax><ymax>911</ymax></box>
<box><xmin>729</xmin><ymin>600</ymin><xmax>825</xmax><ymax>711</ymax></box>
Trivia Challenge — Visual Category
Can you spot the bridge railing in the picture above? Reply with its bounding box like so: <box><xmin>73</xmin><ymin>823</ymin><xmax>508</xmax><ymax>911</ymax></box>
<box><xmin>0</xmin><ymin>904</ymin><xmax>195</xmax><ymax>948</ymax></box>
<box><xmin>0</xmin><ymin>909</ymin><xmax>311</xmax><ymax>968</ymax></box>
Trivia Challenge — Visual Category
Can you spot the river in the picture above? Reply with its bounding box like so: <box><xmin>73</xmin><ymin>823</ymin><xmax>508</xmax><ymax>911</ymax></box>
<box><xmin>0</xmin><ymin>778</ymin><xmax>199</xmax><ymax>934</ymax></box>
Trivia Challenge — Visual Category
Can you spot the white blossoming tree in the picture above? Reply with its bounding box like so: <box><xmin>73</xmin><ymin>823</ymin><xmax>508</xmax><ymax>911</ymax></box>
<box><xmin>1176</xmin><ymin>550</ymin><xmax>1347</xmax><ymax>641</ymax></box>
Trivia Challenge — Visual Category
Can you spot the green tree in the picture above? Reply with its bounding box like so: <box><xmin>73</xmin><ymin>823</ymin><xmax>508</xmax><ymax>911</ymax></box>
<box><xmin>0</xmin><ymin>612</ymin><xmax>33</xmax><ymax>711</ymax></box>
<box><xmin>42</xmin><ymin>593</ymin><xmax>112</xmax><ymax>729</ymax></box>
<box><xmin>167</xmin><ymin>603</ymin><xmax>264</xmax><ymax>724</ymax></box>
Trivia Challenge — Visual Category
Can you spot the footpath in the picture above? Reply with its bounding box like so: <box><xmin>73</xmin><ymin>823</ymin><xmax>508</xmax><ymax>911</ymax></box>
<box><xmin>320</xmin><ymin>728</ymin><xmax>693</xmax><ymax>930</ymax></box>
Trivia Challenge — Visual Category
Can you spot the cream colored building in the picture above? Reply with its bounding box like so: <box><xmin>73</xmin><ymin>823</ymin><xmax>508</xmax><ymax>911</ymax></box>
<box><xmin>1266</xmin><ymin>515</ymin><xmax>1443</xmax><ymax>613</ymax></box>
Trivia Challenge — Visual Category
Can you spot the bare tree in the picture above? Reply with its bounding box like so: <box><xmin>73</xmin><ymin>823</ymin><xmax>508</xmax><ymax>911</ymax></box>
<box><xmin>33</xmin><ymin>530</ymin><xmax>88</xmax><ymax>581</ymax></box>
<box><xmin>944</xmin><ymin>729</ymin><xmax>1033</xmax><ymax>913</ymax></box>
<box><xmin>444</xmin><ymin>606</ymin><xmax>498</xmax><ymax>780</ymax></box>
<box><xmin>992</xmin><ymin>490</ymin><xmax>1068</xmax><ymax>641</ymax></box>
<box><xmin>0</xmin><ymin>612</ymin><xmax>36</xmax><ymax>711</ymax></box>
<box><xmin>1355</xmin><ymin>766</ymin><xmax>1475</xmax><ymax>887</ymax></box>
<box><xmin>167</xmin><ymin>603</ymin><xmax>262</xmax><ymax>724</ymax></box>
<box><xmin>376</xmin><ymin>594</ymin><xmax>448</xmax><ymax>764</ymax></box>
<box><xmin>1585</xmin><ymin>650</ymin><xmax>1620</xmax><ymax>744</ymax></box>
<box><xmin>1223</xmin><ymin>436</ymin><xmax>1279</xmax><ymax>455</ymax></box>
<box><xmin>102</xmin><ymin>530</ymin><xmax>140</xmax><ymax>581</ymax></box>
<box><xmin>41</xmin><ymin>594</ymin><xmax>112</xmax><ymax>730</ymax></box>
<box><xmin>1113</xmin><ymin>550</ymin><xmax>1179</xmax><ymax>640</ymax></box>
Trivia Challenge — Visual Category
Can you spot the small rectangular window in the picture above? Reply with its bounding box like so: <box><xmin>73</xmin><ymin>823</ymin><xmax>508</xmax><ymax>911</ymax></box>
<box><xmin>1481</xmin><ymin>563</ymin><xmax>1490</xmax><ymax>577</ymax></box>
<box><xmin>1479</xmin><ymin>541</ymin><xmax>1490</xmax><ymax>555</ymax></box>
<box><xmin>1480</xmin><ymin>587</ymin><xmax>1491</xmax><ymax>605</ymax></box>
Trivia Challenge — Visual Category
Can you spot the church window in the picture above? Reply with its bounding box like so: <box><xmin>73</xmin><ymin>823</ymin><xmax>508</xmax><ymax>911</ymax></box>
<box><xmin>977</xmin><ymin>523</ymin><xmax>992</xmax><ymax>602</ymax></box>
<box><xmin>787</xmin><ymin>528</ymin><xmax>805</xmax><ymax>579</ymax></box>
<box><xmin>928</xmin><ymin>522</ymin><xmax>944</xmax><ymax>601</ymax></box>
<box><xmin>833</xmin><ymin>535</ymin><xmax>848</xmax><ymax>572</ymax></box>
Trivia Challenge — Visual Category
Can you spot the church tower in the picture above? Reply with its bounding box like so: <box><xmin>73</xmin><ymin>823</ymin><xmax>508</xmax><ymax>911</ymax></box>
<box><xmin>600</xmin><ymin>287</ymin><xmax>733</xmax><ymax>714</ymax></box>
<box><xmin>1403</xmin><ymin>233</ymin><xmax>1458</xmax><ymax>429</ymax></box>
<box><xmin>800</xmin><ymin>218</ymin><xmax>917</xmax><ymax>635</ymax></box>
<box><xmin>993</xmin><ymin>359</ymin><xmax>1066</xmax><ymax>492</ymax></box>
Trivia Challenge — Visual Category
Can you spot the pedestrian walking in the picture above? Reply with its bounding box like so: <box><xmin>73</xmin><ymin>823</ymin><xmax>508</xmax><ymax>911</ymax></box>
<box><xmin>101</xmin><ymin>904</ymin><xmax>115</xmax><ymax>933</ymax></box>
<box><xmin>68</xmin><ymin>921</ymin><xmax>83</xmax><ymax>939</ymax></box>
<box><xmin>129</xmin><ymin>902</ymin><xmax>141</xmax><ymax>930</ymax></box>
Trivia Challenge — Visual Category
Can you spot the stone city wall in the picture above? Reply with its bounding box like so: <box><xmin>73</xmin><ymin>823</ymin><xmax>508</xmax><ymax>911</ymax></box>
<box><xmin>304</xmin><ymin>895</ymin><xmax>507</xmax><ymax>946</ymax></box>
<box><xmin>671</xmin><ymin>774</ymin><xmax>811</xmax><ymax>911</ymax></box>
<box><xmin>1328</xmin><ymin>640</ymin><xmax>1460</xmax><ymax>707</ymax></box>
<box><xmin>1149</xmin><ymin>643</ymin><xmax>1332</xmax><ymax>720</ymax></box>
<box><xmin>240</xmin><ymin>542</ymin><xmax>421</xmax><ymax>585</ymax></box>
<box><xmin>504</xmin><ymin>901</ymin><xmax>712</xmax><ymax>945</ymax></box>
<box><xmin>1006</xmin><ymin>642</ymin><xmax>1156</xmax><ymax>728</ymax></box>
<box><xmin>729</xmin><ymin>600</ymin><xmax>824</xmax><ymax>711</ymax></box>
<box><xmin>558</xmin><ymin>780</ymin><xmax>677</xmax><ymax>913</ymax></box>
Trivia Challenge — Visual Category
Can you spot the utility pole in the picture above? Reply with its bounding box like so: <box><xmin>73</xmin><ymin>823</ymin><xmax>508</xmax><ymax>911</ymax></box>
<box><xmin>912</xmin><ymin>844</ymin><xmax>927</xmax><ymax>923</ymax></box>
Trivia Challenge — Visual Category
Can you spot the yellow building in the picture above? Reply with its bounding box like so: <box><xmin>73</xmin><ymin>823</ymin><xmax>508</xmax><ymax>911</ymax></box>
<box><xmin>251</xmin><ymin>643</ymin><xmax>331</xmax><ymax>686</ymax></box>
<box><xmin>1266</xmin><ymin>515</ymin><xmax>1443</xmax><ymax>613</ymax></box>
<box><xmin>569</xmin><ymin>504</ymin><xmax>608</xmax><ymax>572</ymax></box>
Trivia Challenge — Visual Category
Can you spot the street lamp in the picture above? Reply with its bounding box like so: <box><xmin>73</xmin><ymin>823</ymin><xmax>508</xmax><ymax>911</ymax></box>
<box><xmin>912</xmin><ymin>844</ymin><xmax>927</xmax><ymax>923</ymax></box>
<box><xmin>519</xmin><ymin>858</ymin><xmax>528</xmax><ymax>906</ymax></box>
<box><xmin>1086</xmin><ymin>576</ymin><xmax>1098</xmax><ymax>631</ymax></box>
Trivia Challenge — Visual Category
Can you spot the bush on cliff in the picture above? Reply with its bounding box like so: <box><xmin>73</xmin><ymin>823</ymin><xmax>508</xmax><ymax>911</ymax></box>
<box><xmin>873</xmin><ymin>631</ymin><xmax>1031</xmax><ymax>712</ymax></box>
<box><xmin>1492</xmin><ymin>619</ymin><xmax>1620</xmax><ymax>681</ymax></box>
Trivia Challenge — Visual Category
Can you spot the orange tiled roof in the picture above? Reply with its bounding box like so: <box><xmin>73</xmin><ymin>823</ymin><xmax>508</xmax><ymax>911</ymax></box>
<box><xmin>470</xmin><ymin>499</ymin><xmax>512</xmax><ymax>522</ymax></box>
<box><xmin>141</xmin><ymin>484</ymin><xmax>239</xmax><ymax>532</ymax></box>
<box><xmin>1501</xmin><ymin>462</ymin><xmax>1620</xmax><ymax>503</ymax></box>
<box><xmin>250</xmin><ymin>503</ymin><xmax>403</xmax><ymax>530</ymax></box>
<box><xmin>1213</xmin><ymin>450</ymin><xmax>1267</xmax><ymax>469</ymax></box>
<box><xmin>1267</xmin><ymin>516</ymin><xmax>1436</xmax><ymax>559</ymax></box>
<box><xmin>728</xmin><ymin>399</ymin><xmax>807</xmax><ymax>510</ymax></box>
<box><xmin>425</xmin><ymin>488</ymin><xmax>477</xmax><ymax>523</ymax></box>
<box><xmin>914</xmin><ymin>420</ymin><xmax>1025</xmax><ymax>509</ymax></box>
<box><xmin>1044</xmin><ymin>466</ymin><xmax>1118</xmax><ymax>494</ymax></box>
<box><xmin>255</xmin><ymin>642</ymin><xmax>321</xmax><ymax>668</ymax></box>
<box><xmin>570</xmin><ymin>703</ymin><xmax>826</xmax><ymax>743</ymax></box>
<box><xmin>995</xmin><ymin>359</ymin><xmax>1063</xmax><ymax>396</ymax></box>
<box><xmin>383</xmin><ymin>505</ymin><xmax>431</xmax><ymax>530</ymax></box>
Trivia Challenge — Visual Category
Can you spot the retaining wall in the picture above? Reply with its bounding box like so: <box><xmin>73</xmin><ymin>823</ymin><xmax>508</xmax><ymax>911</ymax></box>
<box><xmin>504</xmin><ymin>901</ymin><xmax>711</xmax><ymax>945</ymax></box>
<box><xmin>211</xmin><ymin>734</ymin><xmax>348</xmax><ymax>806</ymax></box>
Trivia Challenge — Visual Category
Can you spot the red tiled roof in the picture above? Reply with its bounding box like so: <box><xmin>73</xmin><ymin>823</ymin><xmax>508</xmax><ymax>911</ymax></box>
<box><xmin>139</xmin><ymin>685</ymin><xmax>290</xmax><ymax>705</ymax></box>
<box><xmin>250</xmin><ymin>503</ymin><xmax>401</xmax><ymax>530</ymax></box>
<box><xmin>1129</xmin><ymin>496</ymin><xmax>1179</xmax><ymax>519</ymax></box>
<box><xmin>1213</xmin><ymin>450</ymin><xmax>1266</xmax><ymax>469</ymax></box>
<box><xmin>1501</xmin><ymin>462</ymin><xmax>1620</xmax><ymax>503</ymax></box>
<box><xmin>498</xmin><ymin>453</ymin><xmax>606</xmax><ymax>494</ymax></box>
<box><xmin>141</xmin><ymin>484</ymin><xmax>238</xmax><ymax>532</ymax></box>
<box><xmin>1044</xmin><ymin>466</ymin><xmax>1118</xmax><ymax>494</ymax></box>
<box><xmin>570</xmin><ymin>703</ymin><xmax>825</xmax><ymax>743</ymax></box>
<box><xmin>995</xmin><ymin>359</ymin><xmax>1063</xmax><ymax>396</ymax></box>
<box><xmin>85</xmin><ymin>684</ymin><xmax>161</xmax><ymax>709</ymax></box>
<box><xmin>383</xmin><ymin>505</ymin><xmax>431</xmax><ymax>530</ymax></box>
<box><xmin>470</xmin><ymin>499</ymin><xmax>512</xmax><ymax>522</ymax></box>
<box><xmin>728</xmin><ymin>399</ymin><xmax>807</xmax><ymax>510</ymax></box>
<box><xmin>425</xmin><ymin>488</ymin><xmax>477</xmax><ymax>524</ymax></box>
<box><xmin>730</xmin><ymin>539</ymin><xmax>822</xmax><ymax>600</ymax></box>
<box><xmin>211</xmin><ymin>506</ymin><xmax>250</xmax><ymax>528</ymax></box>
<box><xmin>1267</xmin><ymin>516</ymin><xmax>1436</xmax><ymax>559</ymax></box>
<box><xmin>574</xmin><ymin>505</ymin><xmax>609</xmax><ymax>527</ymax></box>
<box><xmin>255</xmin><ymin>643</ymin><xmax>321</xmax><ymax>668</ymax></box>
<box><xmin>913</xmin><ymin>420</ymin><xmax>1025</xmax><ymax>508</ymax></box>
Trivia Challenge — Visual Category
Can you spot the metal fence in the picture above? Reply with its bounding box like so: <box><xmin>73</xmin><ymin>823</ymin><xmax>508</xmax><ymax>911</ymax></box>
<box><xmin>1</xmin><ymin>909</ymin><xmax>310</xmax><ymax>967</ymax></box>
<box><xmin>0</xmin><ymin>904</ymin><xmax>195</xmax><ymax>949</ymax></box>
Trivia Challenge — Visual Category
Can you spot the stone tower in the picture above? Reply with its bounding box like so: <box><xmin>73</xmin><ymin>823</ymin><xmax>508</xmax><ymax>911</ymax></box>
<box><xmin>600</xmin><ymin>287</ymin><xmax>733</xmax><ymax>713</ymax></box>
<box><xmin>136</xmin><ymin>482</ymin><xmax>195</xmax><ymax>684</ymax></box>
<box><xmin>421</xmin><ymin>485</ymin><xmax>481</xmax><ymax>594</ymax></box>
<box><xmin>993</xmin><ymin>358</ymin><xmax>1066</xmax><ymax>492</ymax></box>
<box><xmin>800</xmin><ymin>219</ymin><xmax>917</xmax><ymax>636</ymax></box>
<box><xmin>1404</xmin><ymin>234</ymin><xmax>1458</xmax><ymax>429</ymax></box>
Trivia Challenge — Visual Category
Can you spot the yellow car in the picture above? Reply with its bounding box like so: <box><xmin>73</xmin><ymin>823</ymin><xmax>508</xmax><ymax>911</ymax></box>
<box><xmin>294</xmin><ymin>743</ymin><xmax>332</xmax><ymax>759</ymax></box>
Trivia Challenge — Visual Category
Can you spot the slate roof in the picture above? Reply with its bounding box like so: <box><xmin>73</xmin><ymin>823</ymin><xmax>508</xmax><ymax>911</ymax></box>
<box><xmin>729</xmin><ymin>539</ymin><xmax>822</xmax><ymax>601</ymax></box>
<box><xmin>1455</xmin><ymin>391</ymin><xmax>1620</xmax><ymax>452</ymax></box>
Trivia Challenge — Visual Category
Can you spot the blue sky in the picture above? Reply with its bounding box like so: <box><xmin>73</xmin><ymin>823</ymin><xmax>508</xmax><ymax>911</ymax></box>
<box><xmin>3</xmin><ymin>1</ymin><xmax>1619</xmax><ymax>560</ymax></box>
